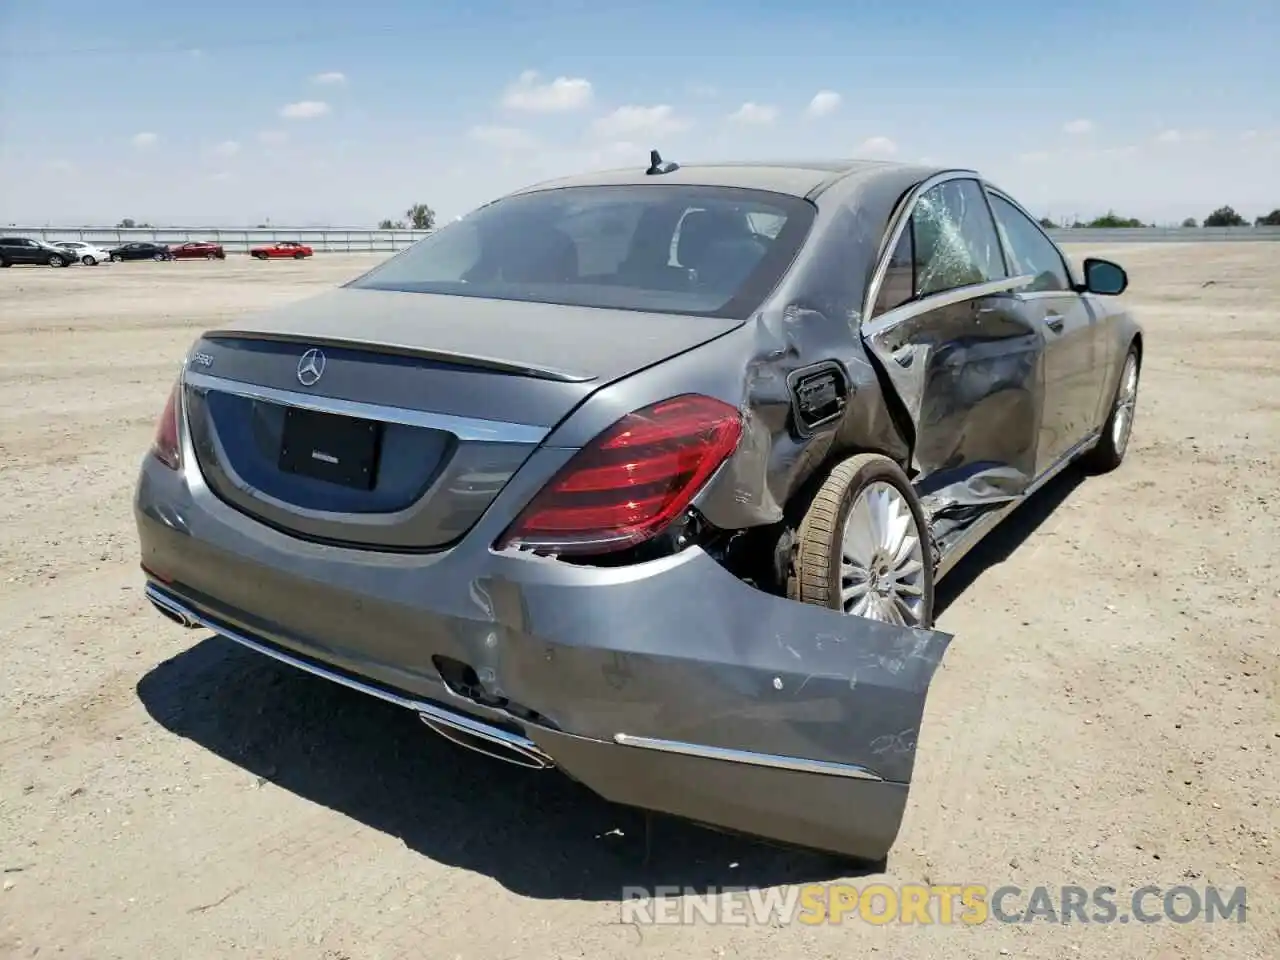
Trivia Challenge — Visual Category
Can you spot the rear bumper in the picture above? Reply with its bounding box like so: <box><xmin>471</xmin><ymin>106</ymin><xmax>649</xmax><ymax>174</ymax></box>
<box><xmin>136</xmin><ymin>452</ymin><xmax>952</xmax><ymax>861</ymax></box>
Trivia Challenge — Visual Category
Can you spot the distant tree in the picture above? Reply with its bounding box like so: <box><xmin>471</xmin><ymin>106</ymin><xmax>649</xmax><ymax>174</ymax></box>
<box><xmin>1255</xmin><ymin>209</ymin><xmax>1280</xmax><ymax>227</ymax></box>
<box><xmin>1203</xmin><ymin>205</ymin><xmax>1246</xmax><ymax>227</ymax></box>
<box><xmin>404</xmin><ymin>203</ymin><xmax>436</xmax><ymax>231</ymax></box>
<box><xmin>1085</xmin><ymin>211</ymin><xmax>1146</xmax><ymax>228</ymax></box>
<box><xmin>116</xmin><ymin>218</ymin><xmax>136</xmax><ymax>228</ymax></box>
<box><xmin>1038</xmin><ymin>216</ymin><xmax>1057</xmax><ymax>229</ymax></box>
<box><xmin>1181</xmin><ymin>217</ymin><xmax>1198</xmax><ymax>228</ymax></box>
<box><xmin>378</xmin><ymin>218</ymin><xmax>407</xmax><ymax>230</ymax></box>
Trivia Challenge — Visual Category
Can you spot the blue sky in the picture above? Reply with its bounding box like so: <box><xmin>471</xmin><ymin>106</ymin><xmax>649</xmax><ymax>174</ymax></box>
<box><xmin>1</xmin><ymin>0</ymin><xmax>1276</xmax><ymax>226</ymax></box>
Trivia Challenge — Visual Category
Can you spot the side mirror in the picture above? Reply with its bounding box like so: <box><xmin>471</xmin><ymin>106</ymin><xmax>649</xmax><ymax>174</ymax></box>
<box><xmin>1081</xmin><ymin>257</ymin><xmax>1128</xmax><ymax>296</ymax></box>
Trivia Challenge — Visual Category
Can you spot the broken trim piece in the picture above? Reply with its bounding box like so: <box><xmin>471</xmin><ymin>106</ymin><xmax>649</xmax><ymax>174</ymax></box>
<box><xmin>613</xmin><ymin>733</ymin><xmax>886</xmax><ymax>782</ymax></box>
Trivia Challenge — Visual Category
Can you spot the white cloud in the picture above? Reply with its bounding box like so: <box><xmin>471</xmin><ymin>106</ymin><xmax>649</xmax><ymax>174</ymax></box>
<box><xmin>502</xmin><ymin>70</ymin><xmax>593</xmax><ymax>112</ymax></box>
<box><xmin>805</xmin><ymin>90</ymin><xmax>842</xmax><ymax>118</ymax></box>
<box><xmin>1063</xmin><ymin>118</ymin><xmax>1094</xmax><ymax>135</ymax></box>
<box><xmin>257</xmin><ymin>130</ymin><xmax>288</xmax><ymax>146</ymax></box>
<box><xmin>211</xmin><ymin>172</ymin><xmax>233</xmax><ymax>182</ymax></box>
<box><xmin>591</xmin><ymin>105</ymin><xmax>690</xmax><ymax>140</ymax></box>
<box><xmin>132</xmin><ymin>132</ymin><xmax>158</xmax><ymax>148</ymax></box>
<box><xmin>468</xmin><ymin>125</ymin><xmax>537</xmax><ymax>151</ymax></box>
<box><xmin>1240</xmin><ymin>129</ymin><xmax>1259</xmax><ymax>141</ymax></box>
<box><xmin>47</xmin><ymin>159</ymin><xmax>75</xmax><ymax>173</ymax></box>
<box><xmin>1017</xmin><ymin>151</ymin><xmax>1052</xmax><ymax>163</ymax></box>
<box><xmin>1156</xmin><ymin>128</ymin><xmax>1182</xmax><ymax>143</ymax></box>
<box><xmin>212</xmin><ymin>140</ymin><xmax>240</xmax><ymax>157</ymax></box>
<box><xmin>728</xmin><ymin>102</ymin><xmax>778</xmax><ymax>125</ymax></box>
<box><xmin>280</xmin><ymin>100</ymin><xmax>330</xmax><ymax>120</ymax></box>
<box><xmin>857</xmin><ymin>135</ymin><xmax>898</xmax><ymax>157</ymax></box>
<box><xmin>312</xmin><ymin>71</ymin><xmax>346</xmax><ymax>85</ymax></box>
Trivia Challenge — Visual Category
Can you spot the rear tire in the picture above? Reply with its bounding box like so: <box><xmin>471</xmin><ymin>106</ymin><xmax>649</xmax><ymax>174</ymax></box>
<box><xmin>788</xmin><ymin>453</ymin><xmax>935</xmax><ymax>629</ymax></box>
<box><xmin>111</xmin><ymin>253</ymin><xmax>123</xmax><ymax>262</ymax></box>
<box><xmin>1081</xmin><ymin>345</ymin><xmax>1140</xmax><ymax>473</ymax></box>
<box><xmin>0</xmin><ymin>258</ymin><xmax>10</xmax><ymax>267</ymax></box>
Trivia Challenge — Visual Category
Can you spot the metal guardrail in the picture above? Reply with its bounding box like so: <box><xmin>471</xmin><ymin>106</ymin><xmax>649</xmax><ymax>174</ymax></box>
<box><xmin>1047</xmin><ymin>226</ymin><xmax>1280</xmax><ymax>243</ymax></box>
<box><xmin>4</xmin><ymin>226</ymin><xmax>433</xmax><ymax>254</ymax></box>
<box><xmin>5</xmin><ymin>225</ymin><xmax>1279</xmax><ymax>252</ymax></box>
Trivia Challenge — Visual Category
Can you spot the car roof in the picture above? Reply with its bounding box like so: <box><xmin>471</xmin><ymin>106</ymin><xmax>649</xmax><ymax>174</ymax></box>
<box><xmin>507</xmin><ymin>158</ymin><xmax>951</xmax><ymax>202</ymax></box>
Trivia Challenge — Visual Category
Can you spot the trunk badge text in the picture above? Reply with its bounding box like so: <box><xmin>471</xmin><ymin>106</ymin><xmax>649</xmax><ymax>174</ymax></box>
<box><xmin>297</xmin><ymin>348</ymin><xmax>326</xmax><ymax>386</ymax></box>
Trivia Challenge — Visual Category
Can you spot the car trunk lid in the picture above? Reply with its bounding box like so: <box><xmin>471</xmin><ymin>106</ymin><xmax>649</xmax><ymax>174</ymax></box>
<box><xmin>182</xmin><ymin>287</ymin><xmax>744</xmax><ymax>551</ymax></box>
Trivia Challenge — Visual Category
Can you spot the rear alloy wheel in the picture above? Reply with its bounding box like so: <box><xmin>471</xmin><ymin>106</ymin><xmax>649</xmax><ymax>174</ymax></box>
<box><xmin>790</xmin><ymin>453</ymin><xmax>935</xmax><ymax>628</ymax></box>
<box><xmin>111</xmin><ymin>253</ymin><xmax>123</xmax><ymax>262</ymax></box>
<box><xmin>48</xmin><ymin>254</ymin><xmax>67</xmax><ymax>267</ymax></box>
<box><xmin>1082</xmin><ymin>345</ymin><xmax>1140</xmax><ymax>473</ymax></box>
<box><xmin>82</xmin><ymin>255</ymin><xmax>97</xmax><ymax>266</ymax></box>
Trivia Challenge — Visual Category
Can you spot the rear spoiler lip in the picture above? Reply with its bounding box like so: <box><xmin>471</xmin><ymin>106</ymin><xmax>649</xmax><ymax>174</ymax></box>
<box><xmin>201</xmin><ymin>329</ymin><xmax>597</xmax><ymax>384</ymax></box>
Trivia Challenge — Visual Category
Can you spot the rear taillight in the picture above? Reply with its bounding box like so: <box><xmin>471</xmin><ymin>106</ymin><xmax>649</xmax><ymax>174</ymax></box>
<box><xmin>150</xmin><ymin>381</ymin><xmax>181</xmax><ymax>469</ymax></box>
<box><xmin>496</xmin><ymin>394</ymin><xmax>743</xmax><ymax>556</ymax></box>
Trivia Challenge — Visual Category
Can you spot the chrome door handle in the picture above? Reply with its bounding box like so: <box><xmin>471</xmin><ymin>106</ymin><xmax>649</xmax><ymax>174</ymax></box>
<box><xmin>1045</xmin><ymin>314</ymin><xmax>1065</xmax><ymax>333</ymax></box>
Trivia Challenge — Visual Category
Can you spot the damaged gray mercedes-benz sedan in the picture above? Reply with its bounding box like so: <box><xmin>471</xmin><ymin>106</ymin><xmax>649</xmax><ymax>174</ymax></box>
<box><xmin>135</xmin><ymin>155</ymin><xmax>1142</xmax><ymax>861</ymax></box>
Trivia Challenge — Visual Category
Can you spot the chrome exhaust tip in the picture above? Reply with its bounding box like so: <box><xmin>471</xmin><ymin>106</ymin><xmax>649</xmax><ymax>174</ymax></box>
<box><xmin>147</xmin><ymin>593</ymin><xmax>195</xmax><ymax>628</ymax></box>
<box><xmin>417</xmin><ymin>711</ymin><xmax>553</xmax><ymax>770</ymax></box>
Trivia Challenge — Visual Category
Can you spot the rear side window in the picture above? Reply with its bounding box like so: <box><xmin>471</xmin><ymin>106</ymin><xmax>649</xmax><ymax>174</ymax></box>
<box><xmin>349</xmin><ymin>185</ymin><xmax>817</xmax><ymax>319</ymax></box>
<box><xmin>911</xmin><ymin>178</ymin><xmax>1006</xmax><ymax>297</ymax></box>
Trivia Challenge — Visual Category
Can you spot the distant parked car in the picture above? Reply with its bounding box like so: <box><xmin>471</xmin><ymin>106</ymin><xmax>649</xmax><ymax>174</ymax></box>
<box><xmin>250</xmin><ymin>240</ymin><xmax>313</xmax><ymax>260</ymax></box>
<box><xmin>54</xmin><ymin>241</ymin><xmax>113</xmax><ymax>266</ymax></box>
<box><xmin>171</xmin><ymin>241</ymin><xmax>226</xmax><ymax>260</ymax></box>
<box><xmin>0</xmin><ymin>236</ymin><xmax>75</xmax><ymax>267</ymax></box>
<box><xmin>109</xmin><ymin>242</ymin><xmax>173</xmax><ymax>262</ymax></box>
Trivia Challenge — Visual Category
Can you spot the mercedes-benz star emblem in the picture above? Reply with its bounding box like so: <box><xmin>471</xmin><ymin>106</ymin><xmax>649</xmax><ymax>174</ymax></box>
<box><xmin>297</xmin><ymin>348</ymin><xmax>326</xmax><ymax>387</ymax></box>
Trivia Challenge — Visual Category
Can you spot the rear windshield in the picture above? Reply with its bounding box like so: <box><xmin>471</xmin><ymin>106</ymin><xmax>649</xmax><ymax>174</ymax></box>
<box><xmin>348</xmin><ymin>184</ymin><xmax>816</xmax><ymax>318</ymax></box>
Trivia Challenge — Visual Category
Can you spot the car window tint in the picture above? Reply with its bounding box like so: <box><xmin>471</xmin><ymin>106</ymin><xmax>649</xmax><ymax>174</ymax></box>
<box><xmin>911</xmin><ymin>178</ymin><xmax>1006</xmax><ymax>297</ymax></box>
<box><xmin>873</xmin><ymin>227</ymin><xmax>915</xmax><ymax>316</ymax></box>
<box><xmin>988</xmin><ymin>194</ymin><xmax>1071</xmax><ymax>292</ymax></box>
<box><xmin>350</xmin><ymin>184</ymin><xmax>816</xmax><ymax>319</ymax></box>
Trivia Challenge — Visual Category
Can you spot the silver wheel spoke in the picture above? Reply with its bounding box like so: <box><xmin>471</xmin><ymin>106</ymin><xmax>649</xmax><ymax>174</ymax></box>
<box><xmin>839</xmin><ymin>479</ymin><xmax>927</xmax><ymax>627</ymax></box>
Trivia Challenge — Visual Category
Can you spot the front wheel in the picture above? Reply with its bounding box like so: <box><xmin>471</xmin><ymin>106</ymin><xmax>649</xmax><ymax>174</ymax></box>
<box><xmin>1082</xmin><ymin>345</ymin><xmax>1140</xmax><ymax>473</ymax></box>
<box><xmin>48</xmin><ymin>254</ymin><xmax>67</xmax><ymax>267</ymax></box>
<box><xmin>789</xmin><ymin>453</ymin><xmax>935</xmax><ymax>628</ymax></box>
<box><xmin>293</xmin><ymin>251</ymin><xmax>306</xmax><ymax>259</ymax></box>
<box><xmin>153</xmin><ymin>253</ymin><xmax>166</xmax><ymax>261</ymax></box>
<box><xmin>82</xmin><ymin>255</ymin><xmax>97</xmax><ymax>266</ymax></box>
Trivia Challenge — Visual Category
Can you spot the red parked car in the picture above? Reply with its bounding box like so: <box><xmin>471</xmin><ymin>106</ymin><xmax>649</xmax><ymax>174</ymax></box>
<box><xmin>250</xmin><ymin>241</ymin><xmax>314</xmax><ymax>260</ymax></box>
<box><xmin>170</xmin><ymin>241</ymin><xmax>226</xmax><ymax>260</ymax></box>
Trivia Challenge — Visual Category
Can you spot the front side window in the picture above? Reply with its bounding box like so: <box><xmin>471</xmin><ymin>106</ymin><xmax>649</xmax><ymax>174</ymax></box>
<box><xmin>349</xmin><ymin>185</ymin><xmax>817</xmax><ymax>318</ymax></box>
<box><xmin>911</xmin><ymin>178</ymin><xmax>1006</xmax><ymax>297</ymax></box>
<box><xmin>988</xmin><ymin>193</ymin><xmax>1071</xmax><ymax>292</ymax></box>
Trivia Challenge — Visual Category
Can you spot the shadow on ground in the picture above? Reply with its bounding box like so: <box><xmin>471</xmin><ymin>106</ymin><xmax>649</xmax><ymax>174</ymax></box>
<box><xmin>138</xmin><ymin>642</ymin><xmax>860</xmax><ymax>902</ymax></box>
<box><xmin>935</xmin><ymin>465</ymin><xmax>1087</xmax><ymax>617</ymax></box>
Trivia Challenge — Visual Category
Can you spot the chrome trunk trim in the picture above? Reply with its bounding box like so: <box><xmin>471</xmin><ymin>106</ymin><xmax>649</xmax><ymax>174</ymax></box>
<box><xmin>183</xmin><ymin>370</ymin><xmax>550</xmax><ymax>444</ymax></box>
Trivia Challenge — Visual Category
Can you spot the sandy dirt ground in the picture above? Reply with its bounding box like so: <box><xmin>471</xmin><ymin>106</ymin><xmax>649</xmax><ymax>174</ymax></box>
<box><xmin>0</xmin><ymin>246</ymin><xmax>1276</xmax><ymax>959</ymax></box>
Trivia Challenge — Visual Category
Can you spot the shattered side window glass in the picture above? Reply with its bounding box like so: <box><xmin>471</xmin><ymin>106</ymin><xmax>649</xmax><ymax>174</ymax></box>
<box><xmin>988</xmin><ymin>194</ymin><xmax>1071</xmax><ymax>292</ymax></box>
<box><xmin>911</xmin><ymin>178</ymin><xmax>1006</xmax><ymax>298</ymax></box>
